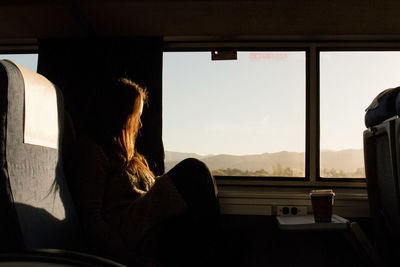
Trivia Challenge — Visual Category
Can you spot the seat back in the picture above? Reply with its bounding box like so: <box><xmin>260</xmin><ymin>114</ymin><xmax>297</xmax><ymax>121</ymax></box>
<box><xmin>0</xmin><ymin>60</ymin><xmax>84</xmax><ymax>251</ymax></box>
<box><xmin>363</xmin><ymin>117</ymin><xmax>400</xmax><ymax>263</ymax></box>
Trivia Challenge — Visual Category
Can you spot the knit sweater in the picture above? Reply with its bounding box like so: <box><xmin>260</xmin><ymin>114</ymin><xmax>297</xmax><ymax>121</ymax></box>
<box><xmin>70</xmin><ymin>135</ymin><xmax>187</xmax><ymax>264</ymax></box>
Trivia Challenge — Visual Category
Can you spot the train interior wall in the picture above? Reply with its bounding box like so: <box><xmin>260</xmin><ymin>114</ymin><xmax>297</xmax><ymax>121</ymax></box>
<box><xmin>219</xmin><ymin>215</ymin><xmax>373</xmax><ymax>267</ymax></box>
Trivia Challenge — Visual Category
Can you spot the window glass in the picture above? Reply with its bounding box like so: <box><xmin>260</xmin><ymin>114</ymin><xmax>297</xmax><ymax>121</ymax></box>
<box><xmin>0</xmin><ymin>53</ymin><xmax>38</xmax><ymax>72</ymax></box>
<box><xmin>163</xmin><ymin>51</ymin><xmax>306</xmax><ymax>177</ymax></box>
<box><xmin>320</xmin><ymin>51</ymin><xmax>400</xmax><ymax>178</ymax></box>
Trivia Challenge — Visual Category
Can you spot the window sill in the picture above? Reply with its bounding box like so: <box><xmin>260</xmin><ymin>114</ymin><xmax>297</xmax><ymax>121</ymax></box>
<box><xmin>218</xmin><ymin>185</ymin><xmax>369</xmax><ymax>218</ymax></box>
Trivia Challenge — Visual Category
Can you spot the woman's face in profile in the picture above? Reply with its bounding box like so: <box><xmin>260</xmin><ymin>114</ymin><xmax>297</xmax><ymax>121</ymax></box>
<box><xmin>138</xmin><ymin>98</ymin><xmax>144</xmax><ymax>128</ymax></box>
<box><xmin>139</xmin><ymin>98</ymin><xmax>144</xmax><ymax>115</ymax></box>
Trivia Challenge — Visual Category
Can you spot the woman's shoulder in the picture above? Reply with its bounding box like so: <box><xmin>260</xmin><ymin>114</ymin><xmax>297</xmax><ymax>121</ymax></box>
<box><xmin>76</xmin><ymin>133</ymin><xmax>100</xmax><ymax>152</ymax></box>
<box><xmin>76</xmin><ymin>134</ymin><xmax>111</xmax><ymax>167</ymax></box>
<box><xmin>68</xmin><ymin>134</ymin><xmax>112</xmax><ymax>194</ymax></box>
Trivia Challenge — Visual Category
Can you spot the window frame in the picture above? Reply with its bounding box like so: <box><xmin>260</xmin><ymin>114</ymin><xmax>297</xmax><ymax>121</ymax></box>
<box><xmin>163</xmin><ymin>46</ymin><xmax>310</xmax><ymax>183</ymax></box>
<box><xmin>5</xmin><ymin>42</ymin><xmax>395</xmax><ymax>189</ymax></box>
<box><xmin>316</xmin><ymin>46</ymin><xmax>400</xmax><ymax>183</ymax></box>
<box><xmin>164</xmin><ymin>41</ymin><xmax>400</xmax><ymax>188</ymax></box>
<box><xmin>0</xmin><ymin>45</ymin><xmax>38</xmax><ymax>56</ymax></box>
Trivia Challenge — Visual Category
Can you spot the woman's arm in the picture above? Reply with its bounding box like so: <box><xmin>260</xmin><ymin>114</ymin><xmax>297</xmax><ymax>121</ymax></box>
<box><xmin>72</xmin><ymin>136</ymin><xmax>124</xmax><ymax>257</ymax></box>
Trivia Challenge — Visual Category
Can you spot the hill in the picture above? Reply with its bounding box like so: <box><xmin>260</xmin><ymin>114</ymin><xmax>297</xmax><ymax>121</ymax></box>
<box><xmin>164</xmin><ymin>149</ymin><xmax>364</xmax><ymax>176</ymax></box>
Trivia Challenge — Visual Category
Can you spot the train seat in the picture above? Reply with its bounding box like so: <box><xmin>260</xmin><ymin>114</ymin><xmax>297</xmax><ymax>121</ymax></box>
<box><xmin>364</xmin><ymin>104</ymin><xmax>400</xmax><ymax>266</ymax></box>
<box><xmin>0</xmin><ymin>59</ymin><xmax>124</xmax><ymax>266</ymax></box>
<box><xmin>365</xmin><ymin>87</ymin><xmax>400</xmax><ymax>128</ymax></box>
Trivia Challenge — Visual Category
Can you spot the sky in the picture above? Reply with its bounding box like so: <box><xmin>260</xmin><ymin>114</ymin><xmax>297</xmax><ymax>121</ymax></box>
<box><xmin>0</xmin><ymin>54</ymin><xmax>38</xmax><ymax>72</ymax></box>
<box><xmin>320</xmin><ymin>52</ymin><xmax>400</xmax><ymax>151</ymax></box>
<box><xmin>163</xmin><ymin>51</ymin><xmax>305</xmax><ymax>155</ymax></box>
<box><xmin>164</xmin><ymin>51</ymin><xmax>400</xmax><ymax>155</ymax></box>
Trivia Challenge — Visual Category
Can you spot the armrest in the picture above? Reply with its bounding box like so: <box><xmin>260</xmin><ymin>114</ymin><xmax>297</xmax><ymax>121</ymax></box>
<box><xmin>0</xmin><ymin>249</ymin><xmax>126</xmax><ymax>267</ymax></box>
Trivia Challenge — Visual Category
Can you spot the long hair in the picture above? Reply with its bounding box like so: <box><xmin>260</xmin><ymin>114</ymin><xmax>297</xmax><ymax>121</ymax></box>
<box><xmin>90</xmin><ymin>77</ymin><xmax>154</xmax><ymax>180</ymax></box>
<box><xmin>113</xmin><ymin>78</ymin><xmax>154</xmax><ymax>180</ymax></box>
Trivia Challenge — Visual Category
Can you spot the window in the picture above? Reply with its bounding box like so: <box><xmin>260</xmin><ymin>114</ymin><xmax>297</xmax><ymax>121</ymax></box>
<box><xmin>163</xmin><ymin>51</ymin><xmax>306</xmax><ymax>177</ymax></box>
<box><xmin>0</xmin><ymin>53</ymin><xmax>38</xmax><ymax>72</ymax></box>
<box><xmin>319</xmin><ymin>51</ymin><xmax>400</xmax><ymax>178</ymax></box>
<box><xmin>163</xmin><ymin>43</ymin><xmax>400</xmax><ymax>187</ymax></box>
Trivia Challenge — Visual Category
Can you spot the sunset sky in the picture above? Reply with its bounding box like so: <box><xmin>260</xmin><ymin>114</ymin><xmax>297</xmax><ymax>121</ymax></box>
<box><xmin>163</xmin><ymin>51</ymin><xmax>305</xmax><ymax>155</ymax></box>
<box><xmin>163</xmin><ymin>51</ymin><xmax>400</xmax><ymax>155</ymax></box>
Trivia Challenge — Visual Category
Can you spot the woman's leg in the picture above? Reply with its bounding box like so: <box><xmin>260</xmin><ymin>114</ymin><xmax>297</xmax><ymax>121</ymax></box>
<box><xmin>167</xmin><ymin>158</ymin><xmax>220</xmax><ymax>220</ymax></box>
<box><xmin>159</xmin><ymin>158</ymin><xmax>220</xmax><ymax>266</ymax></box>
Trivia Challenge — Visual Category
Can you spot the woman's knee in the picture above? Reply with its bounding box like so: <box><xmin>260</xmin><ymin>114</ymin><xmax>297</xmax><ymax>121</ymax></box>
<box><xmin>179</xmin><ymin>158</ymin><xmax>210</xmax><ymax>174</ymax></box>
<box><xmin>168</xmin><ymin>158</ymin><xmax>215</xmax><ymax>195</ymax></box>
<box><xmin>169</xmin><ymin>158</ymin><xmax>210</xmax><ymax>179</ymax></box>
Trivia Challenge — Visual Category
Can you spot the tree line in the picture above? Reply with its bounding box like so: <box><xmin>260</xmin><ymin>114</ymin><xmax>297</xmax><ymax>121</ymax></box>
<box><xmin>211</xmin><ymin>163</ymin><xmax>303</xmax><ymax>177</ymax></box>
<box><xmin>211</xmin><ymin>163</ymin><xmax>365</xmax><ymax>178</ymax></box>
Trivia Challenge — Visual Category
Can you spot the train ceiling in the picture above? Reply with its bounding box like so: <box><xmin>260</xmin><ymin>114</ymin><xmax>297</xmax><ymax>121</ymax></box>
<box><xmin>1</xmin><ymin>0</ymin><xmax>400</xmax><ymax>43</ymax></box>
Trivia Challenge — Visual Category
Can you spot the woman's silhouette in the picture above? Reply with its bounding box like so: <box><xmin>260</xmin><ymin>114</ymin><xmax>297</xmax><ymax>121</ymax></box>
<box><xmin>71</xmin><ymin>77</ymin><xmax>220</xmax><ymax>266</ymax></box>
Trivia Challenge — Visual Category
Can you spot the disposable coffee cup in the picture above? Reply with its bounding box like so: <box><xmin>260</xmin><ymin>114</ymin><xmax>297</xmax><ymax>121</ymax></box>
<box><xmin>310</xmin><ymin>189</ymin><xmax>335</xmax><ymax>223</ymax></box>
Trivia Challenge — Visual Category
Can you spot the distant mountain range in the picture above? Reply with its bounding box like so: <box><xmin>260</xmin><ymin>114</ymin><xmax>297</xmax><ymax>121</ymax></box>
<box><xmin>164</xmin><ymin>149</ymin><xmax>364</xmax><ymax>173</ymax></box>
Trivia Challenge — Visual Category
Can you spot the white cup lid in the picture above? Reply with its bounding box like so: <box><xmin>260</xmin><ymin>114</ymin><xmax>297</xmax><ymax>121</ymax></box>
<box><xmin>310</xmin><ymin>189</ymin><xmax>335</xmax><ymax>196</ymax></box>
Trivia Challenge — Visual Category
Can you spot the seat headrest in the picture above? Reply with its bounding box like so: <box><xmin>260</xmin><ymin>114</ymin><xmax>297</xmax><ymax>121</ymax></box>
<box><xmin>5</xmin><ymin>60</ymin><xmax>59</xmax><ymax>149</ymax></box>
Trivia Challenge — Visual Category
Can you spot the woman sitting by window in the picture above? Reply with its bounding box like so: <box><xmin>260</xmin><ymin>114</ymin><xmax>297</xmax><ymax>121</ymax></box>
<box><xmin>70</xmin><ymin>77</ymin><xmax>220</xmax><ymax>266</ymax></box>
